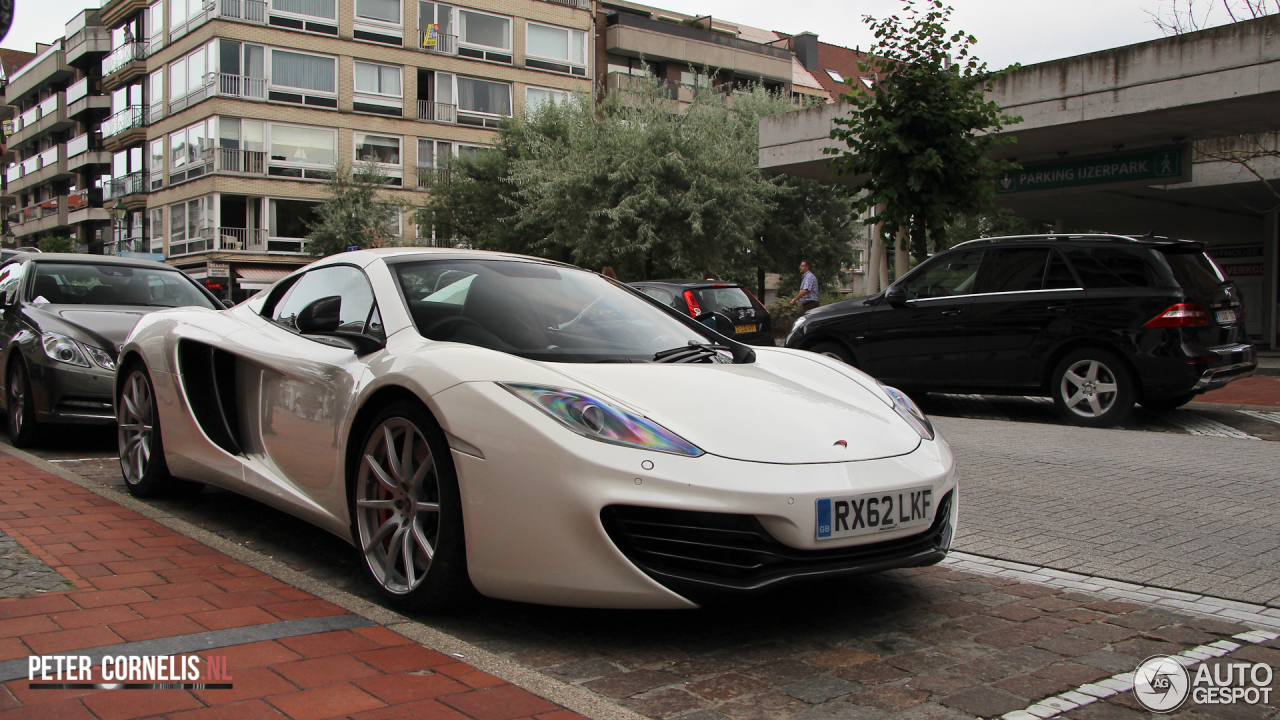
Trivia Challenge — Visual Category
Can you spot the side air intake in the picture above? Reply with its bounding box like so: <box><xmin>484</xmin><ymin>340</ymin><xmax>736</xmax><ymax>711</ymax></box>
<box><xmin>177</xmin><ymin>340</ymin><xmax>243</xmax><ymax>455</ymax></box>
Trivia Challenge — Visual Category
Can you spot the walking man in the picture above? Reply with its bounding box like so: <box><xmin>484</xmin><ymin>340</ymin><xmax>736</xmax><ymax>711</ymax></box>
<box><xmin>788</xmin><ymin>261</ymin><xmax>820</xmax><ymax>312</ymax></box>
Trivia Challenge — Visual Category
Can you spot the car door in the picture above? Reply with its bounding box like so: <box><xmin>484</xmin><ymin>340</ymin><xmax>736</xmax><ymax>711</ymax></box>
<box><xmin>966</xmin><ymin>247</ymin><xmax>1085</xmax><ymax>388</ymax></box>
<box><xmin>231</xmin><ymin>265</ymin><xmax>384</xmax><ymax>528</ymax></box>
<box><xmin>861</xmin><ymin>250</ymin><xmax>984</xmax><ymax>389</ymax></box>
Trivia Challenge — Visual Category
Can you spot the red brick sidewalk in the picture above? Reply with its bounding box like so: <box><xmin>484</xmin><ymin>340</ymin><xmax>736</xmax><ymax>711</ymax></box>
<box><xmin>1195</xmin><ymin>375</ymin><xmax>1280</xmax><ymax>407</ymax></box>
<box><xmin>0</xmin><ymin>455</ymin><xmax>585</xmax><ymax>720</ymax></box>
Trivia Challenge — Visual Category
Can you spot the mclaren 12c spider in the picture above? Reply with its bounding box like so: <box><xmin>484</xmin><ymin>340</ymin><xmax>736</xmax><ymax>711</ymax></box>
<box><xmin>116</xmin><ymin>249</ymin><xmax>959</xmax><ymax>610</ymax></box>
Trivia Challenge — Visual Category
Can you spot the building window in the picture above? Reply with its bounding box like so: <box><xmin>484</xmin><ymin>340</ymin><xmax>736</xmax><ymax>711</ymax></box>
<box><xmin>355</xmin><ymin>133</ymin><xmax>402</xmax><ymax>185</ymax></box>
<box><xmin>150</xmin><ymin>207</ymin><xmax>165</xmax><ymax>253</ymax></box>
<box><xmin>457</xmin><ymin>9</ymin><xmax>511</xmax><ymax>63</ymax></box>
<box><xmin>169</xmin><ymin>197</ymin><xmax>211</xmax><ymax>255</ymax></box>
<box><xmin>146</xmin><ymin>1</ymin><xmax>164</xmax><ymax>50</ymax></box>
<box><xmin>354</xmin><ymin>0</ymin><xmax>402</xmax><ymax>44</ymax></box>
<box><xmin>525</xmin><ymin>86</ymin><xmax>569</xmax><ymax>114</ymax></box>
<box><xmin>455</xmin><ymin>76</ymin><xmax>510</xmax><ymax>126</ymax></box>
<box><xmin>272</xmin><ymin>0</ymin><xmax>335</xmax><ymax>20</ymax></box>
<box><xmin>269</xmin><ymin>50</ymin><xmax>337</xmax><ymax>107</ymax></box>
<box><xmin>269</xmin><ymin>199</ymin><xmax>321</xmax><ymax>251</ymax></box>
<box><xmin>149</xmin><ymin>139</ymin><xmax>165</xmax><ymax>189</ymax></box>
<box><xmin>268</xmin><ymin>123</ymin><xmax>336</xmax><ymax>179</ymax></box>
<box><xmin>170</xmin><ymin>119</ymin><xmax>214</xmax><ymax>184</ymax></box>
<box><xmin>354</xmin><ymin>61</ymin><xmax>403</xmax><ymax>115</ymax></box>
<box><xmin>607</xmin><ymin>54</ymin><xmax>655</xmax><ymax>77</ymax></box>
<box><xmin>526</xmin><ymin>22</ymin><xmax>587</xmax><ymax>76</ymax></box>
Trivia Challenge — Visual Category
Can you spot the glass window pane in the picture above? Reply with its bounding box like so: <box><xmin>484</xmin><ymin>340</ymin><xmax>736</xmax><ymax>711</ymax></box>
<box><xmin>456</xmin><ymin>77</ymin><xmax>509</xmax><ymax>115</ymax></box>
<box><xmin>243</xmin><ymin>120</ymin><xmax>264</xmax><ymax>152</ymax></box>
<box><xmin>271</xmin><ymin>51</ymin><xmax>336</xmax><ymax>93</ymax></box>
<box><xmin>170</xmin><ymin>57</ymin><xmax>187</xmax><ymax>99</ymax></box>
<box><xmin>357</xmin><ymin>135</ymin><xmax>400</xmax><ymax>164</ymax></box>
<box><xmin>187</xmin><ymin>47</ymin><xmax>205</xmax><ymax>92</ymax></box>
<box><xmin>527</xmin><ymin>24</ymin><xmax>567</xmax><ymax>61</ymax></box>
<box><xmin>356</xmin><ymin>0</ymin><xmax>399</xmax><ymax>22</ymax></box>
<box><xmin>417</xmin><ymin>139</ymin><xmax>433</xmax><ymax>167</ymax></box>
<box><xmin>244</xmin><ymin>44</ymin><xmax>264</xmax><ymax>78</ymax></box>
<box><xmin>169</xmin><ymin>0</ymin><xmax>187</xmax><ymax>28</ymax></box>
<box><xmin>436</xmin><ymin>72</ymin><xmax>453</xmax><ymax>104</ymax></box>
<box><xmin>150</xmin><ymin>139</ymin><xmax>164</xmax><ymax>168</ymax></box>
<box><xmin>981</xmin><ymin>249</ymin><xmax>1050</xmax><ymax>294</ymax></box>
<box><xmin>270</xmin><ymin>125</ymin><xmax>335</xmax><ymax>165</ymax></box>
<box><xmin>272</xmin><ymin>266</ymin><xmax>377</xmax><ymax>333</ymax></box>
<box><xmin>354</xmin><ymin>62</ymin><xmax>379</xmax><ymax>93</ymax></box>
<box><xmin>149</xmin><ymin>71</ymin><xmax>163</xmax><ymax>105</ymax></box>
<box><xmin>526</xmin><ymin>87</ymin><xmax>566</xmax><ymax>113</ymax></box>
<box><xmin>902</xmin><ymin>251</ymin><xmax>984</xmax><ymax>300</ymax></box>
<box><xmin>459</xmin><ymin>11</ymin><xmax>508</xmax><ymax>49</ymax></box>
<box><xmin>220</xmin><ymin>40</ymin><xmax>241</xmax><ymax>75</ymax></box>
<box><xmin>188</xmin><ymin>198</ymin><xmax>203</xmax><ymax>239</ymax></box>
<box><xmin>270</xmin><ymin>199</ymin><xmax>322</xmax><ymax>238</ymax></box>
<box><xmin>271</xmin><ymin>0</ymin><xmax>335</xmax><ymax>19</ymax></box>
<box><xmin>571</xmin><ymin>29</ymin><xmax>585</xmax><ymax>65</ymax></box>
<box><xmin>380</xmin><ymin>66</ymin><xmax>402</xmax><ymax>96</ymax></box>
<box><xmin>171</xmin><ymin>131</ymin><xmax>186</xmax><ymax>168</ymax></box>
<box><xmin>219</xmin><ymin>117</ymin><xmax>240</xmax><ymax>149</ymax></box>
<box><xmin>171</xmin><ymin>203</ymin><xmax>186</xmax><ymax>241</ymax></box>
<box><xmin>188</xmin><ymin>123</ymin><xmax>206</xmax><ymax>163</ymax></box>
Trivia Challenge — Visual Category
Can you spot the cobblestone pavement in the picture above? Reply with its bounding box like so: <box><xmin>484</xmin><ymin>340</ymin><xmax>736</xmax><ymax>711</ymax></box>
<box><xmin>5</xmin><ymin>418</ymin><xmax>1279</xmax><ymax>720</ymax></box>
<box><xmin>0</xmin><ymin>526</ymin><xmax>74</xmax><ymax>598</ymax></box>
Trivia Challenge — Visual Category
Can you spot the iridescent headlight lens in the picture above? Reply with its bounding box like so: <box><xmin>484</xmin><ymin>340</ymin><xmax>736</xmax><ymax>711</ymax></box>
<box><xmin>41</xmin><ymin>332</ymin><xmax>89</xmax><ymax>368</ymax></box>
<box><xmin>499</xmin><ymin>383</ymin><xmax>704</xmax><ymax>457</ymax></box>
<box><xmin>878</xmin><ymin>381</ymin><xmax>935</xmax><ymax>441</ymax></box>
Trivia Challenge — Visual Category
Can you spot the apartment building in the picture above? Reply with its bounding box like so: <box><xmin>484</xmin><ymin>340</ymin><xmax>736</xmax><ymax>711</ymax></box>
<box><xmin>1</xmin><ymin>12</ymin><xmax>113</xmax><ymax>251</ymax></box>
<box><xmin>90</xmin><ymin>0</ymin><xmax>592</xmax><ymax>302</ymax></box>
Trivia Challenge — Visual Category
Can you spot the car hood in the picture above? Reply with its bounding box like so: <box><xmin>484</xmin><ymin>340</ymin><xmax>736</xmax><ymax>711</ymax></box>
<box><xmin>27</xmin><ymin>305</ymin><xmax>159</xmax><ymax>352</ymax></box>
<box><xmin>550</xmin><ymin>350</ymin><xmax>920</xmax><ymax>464</ymax></box>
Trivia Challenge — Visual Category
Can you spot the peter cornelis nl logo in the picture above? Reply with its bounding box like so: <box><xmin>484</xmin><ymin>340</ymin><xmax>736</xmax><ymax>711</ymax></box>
<box><xmin>27</xmin><ymin>654</ymin><xmax>234</xmax><ymax>690</ymax></box>
<box><xmin>1134</xmin><ymin>655</ymin><xmax>1273</xmax><ymax>713</ymax></box>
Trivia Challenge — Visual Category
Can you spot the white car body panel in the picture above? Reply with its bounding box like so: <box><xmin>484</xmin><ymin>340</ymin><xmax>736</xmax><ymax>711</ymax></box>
<box><xmin>118</xmin><ymin>249</ymin><xmax>959</xmax><ymax>609</ymax></box>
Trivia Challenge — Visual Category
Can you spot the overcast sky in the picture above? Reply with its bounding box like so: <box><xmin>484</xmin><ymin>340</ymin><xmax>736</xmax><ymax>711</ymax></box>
<box><xmin>0</xmin><ymin>0</ymin><xmax>1230</xmax><ymax>69</ymax></box>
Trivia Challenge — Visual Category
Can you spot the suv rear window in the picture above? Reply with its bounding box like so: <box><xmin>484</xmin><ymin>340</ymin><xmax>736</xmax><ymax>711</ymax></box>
<box><xmin>1160</xmin><ymin>251</ymin><xmax>1226</xmax><ymax>296</ymax></box>
<box><xmin>694</xmin><ymin>287</ymin><xmax>754</xmax><ymax>313</ymax></box>
<box><xmin>1061</xmin><ymin>247</ymin><xmax>1168</xmax><ymax>289</ymax></box>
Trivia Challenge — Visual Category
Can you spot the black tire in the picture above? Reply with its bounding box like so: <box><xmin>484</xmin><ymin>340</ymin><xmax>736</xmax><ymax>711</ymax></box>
<box><xmin>1050</xmin><ymin>348</ymin><xmax>1135</xmax><ymax>428</ymax></box>
<box><xmin>349</xmin><ymin>400</ymin><xmax>472</xmax><ymax>612</ymax></box>
<box><xmin>7</xmin><ymin>359</ymin><xmax>40</xmax><ymax>448</ymax></box>
<box><xmin>117</xmin><ymin>364</ymin><xmax>202</xmax><ymax>498</ymax></box>
<box><xmin>1140</xmin><ymin>393</ymin><xmax>1196</xmax><ymax>412</ymax></box>
<box><xmin>810</xmin><ymin>341</ymin><xmax>855</xmax><ymax>366</ymax></box>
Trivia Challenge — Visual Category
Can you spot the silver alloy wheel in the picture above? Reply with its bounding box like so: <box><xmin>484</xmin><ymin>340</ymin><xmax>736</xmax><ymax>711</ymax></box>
<box><xmin>8</xmin><ymin>366</ymin><xmax>24</xmax><ymax>438</ymax></box>
<box><xmin>1059</xmin><ymin>359</ymin><xmax>1120</xmax><ymax>418</ymax></box>
<box><xmin>355</xmin><ymin>417</ymin><xmax>441</xmax><ymax>595</ymax></box>
<box><xmin>820</xmin><ymin>351</ymin><xmax>846</xmax><ymax>363</ymax></box>
<box><xmin>118</xmin><ymin>370</ymin><xmax>155</xmax><ymax>485</ymax></box>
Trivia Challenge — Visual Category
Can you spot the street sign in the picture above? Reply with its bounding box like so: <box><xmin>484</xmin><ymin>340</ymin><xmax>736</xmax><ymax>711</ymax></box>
<box><xmin>997</xmin><ymin>146</ymin><xmax>1188</xmax><ymax>194</ymax></box>
<box><xmin>347</xmin><ymin>246</ymin><xmax>360</xmax><ymax>252</ymax></box>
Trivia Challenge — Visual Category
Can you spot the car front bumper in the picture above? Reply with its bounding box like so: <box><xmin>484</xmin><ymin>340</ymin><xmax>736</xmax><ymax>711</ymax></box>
<box><xmin>26</xmin><ymin>352</ymin><xmax>116</xmax><ymax>425</ymax></box>
<box><xmin>431</xmin><ymin>381</ymin><xmax>959</xmax><ymax>609</ymax></box>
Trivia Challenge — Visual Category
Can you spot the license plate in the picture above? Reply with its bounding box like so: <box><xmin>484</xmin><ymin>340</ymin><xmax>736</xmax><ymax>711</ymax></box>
<box><xmin>816</xmin><ymin>487</ymin><xmax>935</xmax><ymax>540</ymax></box>
<box><xmin>734</xmin><ymin>324</ymin><xmax>757</xmax><ymax>334</ymax></box>
<box><xmin>1216</xmin><ymin>309</ymin><xmax>1237</xmax><ymax>324</ymax></box>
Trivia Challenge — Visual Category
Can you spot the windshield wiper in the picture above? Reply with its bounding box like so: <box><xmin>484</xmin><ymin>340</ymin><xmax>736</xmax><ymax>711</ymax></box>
<box><xmin>653</xmin><ymin>341</ymin><xmax>731</xmax><ymax>363</ymax></box>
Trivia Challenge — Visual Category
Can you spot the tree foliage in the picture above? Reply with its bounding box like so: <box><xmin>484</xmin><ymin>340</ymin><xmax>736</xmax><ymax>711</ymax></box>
<box><xmin>307</xmin><ymin>160</ymin><xmax>407</xmax><ymax>257</ymax></box>
<box><xmin>419</xmin><ymin>81</ymin><xmax>857</xmax><ymax>288</ymax></box>
<box><xmin>36</xmin><ymin>236</ymin><xmax>75</xmax><ymax>253</ymax></box>
<box><xmin>827</xmin><ymin>0</ymin><xmax>1021</xmax><ymax>263</ymax></box>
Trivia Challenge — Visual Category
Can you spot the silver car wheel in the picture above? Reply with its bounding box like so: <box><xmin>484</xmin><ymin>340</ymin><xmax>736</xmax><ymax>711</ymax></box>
<box><xmin>118</xmin><ymin>370</ymin><xmax>154</xmax><ymax>485</ymax></box>
<box><xmin>1059</xmin><ymin>359</ymin><xmax>1119</xmax><ymax>418</ymax></box>
<box><xmin>820</xmin><ymin>351</ymin><xmax>845</xmax><ymax>363</ymax></box>
<box><xmin>355</xmin><ymin>417</ymin><xmax>440</xmax><ymax>595</ymax></box>
<box><xmin>8</xmin><ymin>367</ymin><xmax>25</xmax><ymax>438</ymax></box>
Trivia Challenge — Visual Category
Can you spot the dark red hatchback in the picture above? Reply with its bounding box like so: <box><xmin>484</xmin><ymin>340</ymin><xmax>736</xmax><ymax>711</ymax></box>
<box><xmin>629</xmin><ymin>280</ymin><xmax>776</xmax><ymax>346</ymax></box>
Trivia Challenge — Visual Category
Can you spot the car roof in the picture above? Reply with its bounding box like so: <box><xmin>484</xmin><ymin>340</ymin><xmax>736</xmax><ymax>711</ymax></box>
<box><xmin>3</xmin><ymin>253</ymin><xmax>182</xmax><ymax>271</ymax></box>
<box><xmin>310</xmin><ymin>247</ymin><xmax>582</xmax><ymax>271</ymax></box>
<box><xmin>952</xmin><ymin>233</ymin><xmax>1206</xmax><ymax>250</ymax></box>
<box><xmin>634</xmin><ymin>279</ymin><xmax>744</xmax><ymax>288</ymax></box>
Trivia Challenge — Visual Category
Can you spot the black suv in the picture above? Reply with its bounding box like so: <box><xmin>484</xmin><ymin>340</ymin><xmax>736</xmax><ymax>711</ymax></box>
<box><xmin>630</xmin><ymin>280</ymin><xmax>775</xmax><ymax>346</ymax></box>
<box><xmin>785</xmin><ymin>235</ymin><xmax>1256</xmax><ymax>426</ymax></box>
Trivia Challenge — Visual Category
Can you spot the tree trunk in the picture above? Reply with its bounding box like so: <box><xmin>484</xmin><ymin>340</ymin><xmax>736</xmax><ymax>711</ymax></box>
<box><xmin>866</xmin><ymin>233</ymin><xmax>882</xmax><ymax>294</ymax></box>
<box><xmin>757</xmin><ymin>267</ymin><xmax>766</xmax><ymax>306</ymax></box>
<box><xmin>911</xmin><ymin>217</ymin><xmax>929</xmax><ymax>265</ymax></box>
<box><xmin>895</xmin><ymin>228</ymin><xmax>910</xmax><ymax>282</ymax></box>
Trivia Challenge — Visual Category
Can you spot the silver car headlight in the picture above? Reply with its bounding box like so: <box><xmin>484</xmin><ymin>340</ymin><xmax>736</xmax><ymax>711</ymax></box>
<box><xmin>84</xmin><ymin>345</ymin><xmax>116</xmax><ymax>371</ymax></box>
<box><xmin>792</xmin><ymin>315</ymin><xmax>807</xmax><ymax>333</ymax></box>
<box><xmin>878</xmin><ymin>381</ymin><xmax>935</xmax><ymax>441</ymax></box>
<box><xmin>41</xmin><ymin>333</ymin><xmax>90</xmax><ymax>368</ymax></box>
<box><xmin>499</xmin><ymin>383</ymin><xmax>704</xmax><ymax>457</ymax></box>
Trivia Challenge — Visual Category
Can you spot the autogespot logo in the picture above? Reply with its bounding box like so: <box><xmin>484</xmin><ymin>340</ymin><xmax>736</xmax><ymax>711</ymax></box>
<box><xmin>1134</xmin><ymin>655</ymin><xmax>1190</xmax><ymax>713</ymax></box>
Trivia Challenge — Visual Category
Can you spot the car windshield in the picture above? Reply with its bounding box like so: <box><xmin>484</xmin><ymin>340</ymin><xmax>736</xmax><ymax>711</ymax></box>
<box><xmin>29</xmin><ymin>263</ymin><xmax>217</xmax><ymax>309</ymax></box>
<box><xmin>394</xmin><ymin>260</ymin><xmax>715</xmax><ymax>363</ymax></box>
<box><xmin>694</xmin><ymin>286</ymin><xmax>754</xmax><ymax>313</ymax></box>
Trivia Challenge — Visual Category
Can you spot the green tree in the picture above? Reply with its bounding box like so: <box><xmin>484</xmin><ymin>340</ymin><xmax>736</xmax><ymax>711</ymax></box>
<box><xmin>941</xmin><ymin>208</ymin><xmax>1053</xmax><ymax>250</ymax></box>
<box><xmin>37</xmin><ymin>236</ymin><xmax>75</xmax><ymax>253</ymax></box>
<box><xmin>827</xmin><ymin>0</ymin><xmax>1021</xmax><ymax>263</ymax></box>
<box><xmin>307</xmin><ymin>160</ymin><xmax>407</xmax><ymax>257</ymax></box>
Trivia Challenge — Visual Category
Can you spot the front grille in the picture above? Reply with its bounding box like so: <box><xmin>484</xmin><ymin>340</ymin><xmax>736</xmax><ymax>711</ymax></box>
<box><xmin>602</xmin><ymin>491</ymin><xmax>952</xmax><ymax>598</ymax></box>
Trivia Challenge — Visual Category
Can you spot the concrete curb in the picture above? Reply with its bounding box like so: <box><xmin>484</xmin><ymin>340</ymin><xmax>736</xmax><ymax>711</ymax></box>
<box><xmin>0</xmin><ymin>442</ymin><xmax>646</xmax><ymax>720</ymax></box>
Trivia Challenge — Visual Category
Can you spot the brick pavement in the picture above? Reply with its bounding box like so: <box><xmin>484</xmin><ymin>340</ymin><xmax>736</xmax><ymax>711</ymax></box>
<box><xmin>0</xmin><ymin>453</ymin><xmax>590</xmax><ymax>720</ymax></box>
<box><xmin>1198</xmin><ymin>376</ymin><xmax>1280</xmax><ymax>407</ymax></box>
<box><xmin>937</xmin><ymin>416</ymin><xmax>1280</xmax><ymax>607</ymax></box>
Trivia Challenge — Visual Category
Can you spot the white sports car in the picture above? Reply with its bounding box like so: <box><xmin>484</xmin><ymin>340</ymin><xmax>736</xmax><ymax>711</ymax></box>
<box><xmin>116</xmin><ymin>249</ymin><xmax>958</xmax><ymax>610</ymax></box>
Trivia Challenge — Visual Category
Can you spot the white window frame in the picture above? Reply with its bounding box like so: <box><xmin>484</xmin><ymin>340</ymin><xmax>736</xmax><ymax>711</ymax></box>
<box><xmin>445</xmin><ymin>74</ymin><xmax>512</xmax><ymax>127</ymax></box>
<box><xmin>354</xmin><ymin>0</ymin><xmax>402</xmax><ymax>28</ymax></box>
<box><xmin>457</xmin><ymin>8</ymin><xmax>511</xmax><ymax>53</ymax></box>
<box><xmin>149</xmin><ymin>207</ymin><xmax>165</xmax><ymax>253</ymax></box>
<box><xmin>354</xmin><ymin>132</ymin><xmax>404</xmax><ymax>177</ymax></box>
<box><xmin>353</xmin><ymin>60</ymin><xmax>403</xmax><ymax>104</ymax></box>
<box><xmin>268</xmin><ymin>47</ymin><xmax>338</xmax><ymax>97</ymax></box>
<box><xmin>267</xmin><ymin>122</ymin><xmax>338</xmax><ymax>176</ymax></box>
<box><xmin>269</xmin><ymin>0</ymin><xmax>337</xmax><ymax>23</ymax></box>
<box><xmin>268</xmin><ymin>197</ymin><xmax>323</xmax><ymax>241</ymax></box>
<box><xmin>524</xmin><ymin>85</ymin><xmax>569</xmax><ymax>114</ymax></box>
<box><xmin>524</xmin><ymin>21</ymin><xmax>588</xmax><ymax>75</ymax></box>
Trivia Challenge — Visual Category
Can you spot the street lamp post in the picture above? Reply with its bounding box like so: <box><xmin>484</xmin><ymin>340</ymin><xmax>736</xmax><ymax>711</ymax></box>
<box><xmin>108</xmin><ymin>199</ymin><xmax>126</xmax><ymax>255</ymax></box>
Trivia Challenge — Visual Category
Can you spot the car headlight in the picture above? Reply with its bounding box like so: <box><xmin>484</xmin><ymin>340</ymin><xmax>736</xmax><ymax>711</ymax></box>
<box><xmin>500</xmin><ymin>383</ymin><xmax>704</xmax><ymax>457</ymax></box>
<box><xmin>878</xmin><ymin>381</ymin><xmax>934</xmax><ymax>441</ymax></box>
<box><xmin>84</xmin><ymin>345</ymin><xmax>116</xmax><ymax>371</ymax></box>
<box><xmin>41</xmin><ymin>333</ymin><xmax>90</xmax><ymax>368</ymax></box>
<box><xmin>792</xmin><ymin>315</ymin><xmax>807</xmax><ymax>333</ymax></box>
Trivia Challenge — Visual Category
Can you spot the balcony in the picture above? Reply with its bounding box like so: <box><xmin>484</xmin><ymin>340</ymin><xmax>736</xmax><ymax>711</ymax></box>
<box><xmin>539</xmin><ymin>0</ymin><xmax>590</xmax><ymax>8</ymax></box>
<box><xmin>604</xmin><ymin>12</ymin><xmax>793</xmax><ymax>83</ymax></box>
<box><xmin>101</xmin><ymin>42</ymin><xmax>148</xmax><ymax>84</ymax></box>
<box><xmin>65</xmin><ymin>25</ymin><xmax>112</xmax><ymax>64</ymax></box>
<box><xmin>215</xmin><ymin>148</ymin><xmax>267</xmax><ymax>174</ymax></box>
<box><xmin>99</xmin><ymin>0</ymin><xmax>152</xmax><ymax>30</ymax></box>
<box><xmin>9</xmin><ymin>93</ymin><xmax>71</xmax><ymax>146</ymax></box>
<box><xmin>104</xmin><ymin>171</ymin><xmax>146</xmax><ymax>203</ymax></box>
<box><xmin>417</xmin><ymin>30</ymin><xmax>458</xmax><ymax>55</ymax></box>
<box><xmin>416</xmin><ymin>166</ymin><xmax>451</xmax><ymax>188</ymax></box>
<box><xmin>5</xmin><ymin>42</ymin><xmax>71</xmax><ymax>101</ymax></box>
<box><xmin>12</xmin><ymin>197</ymin><xmax>70</xmax><ymax>238</ymax></box>
<box><xmin>106</xmin><ymin>236</ymin><xmax>152</xmax><ymax>255</ymax></box>
<box><xmin>67</xmin><ymin>78</ymin><xmax>112</xmax><ymax>119</ymax></box>
<box><xmin>67</xmin><ymin>134</ymin><xmax>111</xmax><ymax>171</ymax></box>
<box><xmin>102</xmin><ymin>105</ymin><xmax>145</xmax><ymax>142</ymax></box>
<box><xmin>214</xmin><ymin>73</ymin><xmax>267</xmax><ymax>101</ymax></box>
<box><xmin>417</xmin><ymin>101</ymin><xmax>457</xmax><ymax>124</ymax></box>
<box><xmin>217</xmin><ymin>0</ymin><xmax>268</xmax><ymax>24</ymax></box>
<box><xmin>6</xmin><ymin>146</ymin><xmax>71</xmax><ymax>194</ymax></box>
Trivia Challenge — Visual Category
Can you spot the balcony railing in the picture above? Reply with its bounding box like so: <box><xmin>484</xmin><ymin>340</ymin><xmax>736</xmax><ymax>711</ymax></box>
<box><xmin>219</xmin><ymin>0</ymin><xmax>267</xmax><ymax>23</ymax></box>
<box><xmin>39</xmin><ymin>94</ymin><xmax>60</xmax><ymax>117</ymax></box>
<box><xmin>106</xmin><ymin>236</ymin><xmax>150</xmax><ymax>255</ymax></box>
<box><xmin>39</xmin><ymin>198</ymin><xmax>60</xmax><ymax>218</ymax></box>
<box><xmin>67</xmin><ymin>77</ymin><xmax>90</xmax><ymax>104</ymax></box>
<box><xmin>539</xmin><ymin>0</ymin><xmax>590</xmax><ymax>9</ymax></box>
<box><xmin>416</xmin><ymin>166</ymin><xmax>451</xmax><ymax>188</ymax></box>
<box><xmin>38</xmin><ymin>146</ymin><xmax>59</xmax><ymax>167</ymax></box>
<box><xmin>18</xmin><ymin>106</ymin><xmax>38</xmax><ymax>131</ymax></box>
<box><xmin>6</xmin><ymin>165</ymin><xmax>20</xmax><ymax>183</ymax></box>
<box><xmin>211</xmin><ymin>227</ymin><xmax>267</xmax><ymax>252</ymax></box>
<box><xmin>20</xmin><ymin>156</ymin><xmax>39</xmax><ymax>175</ymax></box>
<box><xmin>102</xmin><ymin>105</ymin><xmax>144</xmax><ymax>138</ymax></box>
<box><xmin>102</xmin><ymin>41</ymin><xmax>149</xmax><ymax>78</ymax></box>
<box><xmin>417</xmin><ymin>30</ymin><xmax>458</xmax><ymax>55</ymax></box>
<box><xmin>215</xmin><ymin>148</ymin><xmax>266</xmax><ymax>174</ymax></box>
<box><xmin>417</xmin><ymin>101</ymin><xmax>457</xmax><ymax>124</ymax></box>
<box><xmin>67</xmin><ymin>189</ymin><xmax>91</xmax><ymax>211</ymax></box>
<box><xmin>104</xmin><ymin>171</ymin><xmax>146</xmax><ymax>201</ymax></box>
<box><xmin>67</xmin><ymin>134</ymin><xmax>90</xmax><ymax>157</ymax></box>
<box><xmin>215</xmin><ymin>73</ymin><xmax>267</xmax><ymax>100</ymax></box>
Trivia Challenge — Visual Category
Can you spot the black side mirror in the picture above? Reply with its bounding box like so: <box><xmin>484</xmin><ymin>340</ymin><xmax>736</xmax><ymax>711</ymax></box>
<box><xmin>296</xmin><ymin>296</ymin><xmax>342</xmax><ymax>333</ymax></box>
<box><xmin>885</xmin><ymin>286</ymin><xmax>908</xmax><ymax>307</ymax></box>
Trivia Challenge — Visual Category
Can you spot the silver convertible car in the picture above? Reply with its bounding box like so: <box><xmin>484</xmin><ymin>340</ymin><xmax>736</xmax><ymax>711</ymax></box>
<box><xmin>117</xmin><ymin>249</ymin><xmax>959</xmax><ymax>610</ymax></box>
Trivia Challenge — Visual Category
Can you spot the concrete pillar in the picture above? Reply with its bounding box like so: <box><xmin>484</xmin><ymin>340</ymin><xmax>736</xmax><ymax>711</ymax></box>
<box><xmin>866</xmin><ymin>233</ymin><xmax>882</xmax><ymax>294</ymax></box>
<box><xmin>1054</xmin><ymin>218</ymin><xmax>1065</xmax><ymax>234</ymax></box>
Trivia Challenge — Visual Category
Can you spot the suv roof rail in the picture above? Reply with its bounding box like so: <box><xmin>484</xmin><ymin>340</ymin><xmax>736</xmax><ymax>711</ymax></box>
<box><xmin>952</xmin><ymin>233</ymin><xmax>1184</xmax><ymax>247</ymax></box>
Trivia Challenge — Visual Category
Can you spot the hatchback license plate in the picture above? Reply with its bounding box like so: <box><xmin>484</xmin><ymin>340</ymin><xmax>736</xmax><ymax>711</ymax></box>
<box><xmin>734</xmin><ymin>324</ymin><xmax>757</xmax><ymax>334</ymax></box>
<box><xmin>816</xmin><ymin>487</ymin><xmax>935</xmax><ymax>540</ymax></box>
<box><xmin>1216</xmin><ymin>309</ymin><xmax>1237</xmax><ymax>324</ymax></box>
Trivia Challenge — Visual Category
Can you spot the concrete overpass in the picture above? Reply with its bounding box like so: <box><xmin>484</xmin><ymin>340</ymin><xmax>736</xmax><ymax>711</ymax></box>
<box><xmin>759</xmin><ymin>15</ymin><xmax>1280</xmax><ymax>348</ymax></box>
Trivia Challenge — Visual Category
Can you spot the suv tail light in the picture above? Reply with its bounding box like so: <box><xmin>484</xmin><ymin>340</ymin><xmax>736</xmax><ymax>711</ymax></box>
<box><xmin>1143</xmin><ymin>303</ymin><xmax>1209</xmax><ymax>328</ymax></box>
<box><xmin>683</xmin><ymin>290</ymin><xmax>703</xmax><ymax>317</ymax></box>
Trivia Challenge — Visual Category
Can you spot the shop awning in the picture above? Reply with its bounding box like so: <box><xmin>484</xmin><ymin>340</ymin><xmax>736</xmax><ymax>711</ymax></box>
<box><xmin>237</xmin><ymin>266</ymin><xmax>293</xmax><ymax>282</ymax></box>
